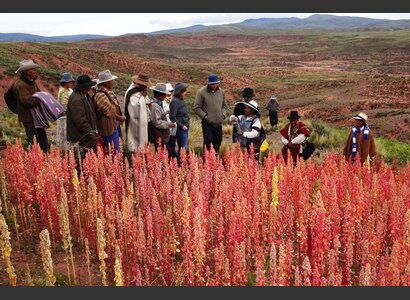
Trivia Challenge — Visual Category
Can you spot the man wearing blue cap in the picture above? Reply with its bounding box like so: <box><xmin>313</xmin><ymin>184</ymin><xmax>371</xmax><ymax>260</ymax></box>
<box><xmin>193</xmin><ymin>74</ymin><xmax>226</xmax><ymax>153</ymax></box>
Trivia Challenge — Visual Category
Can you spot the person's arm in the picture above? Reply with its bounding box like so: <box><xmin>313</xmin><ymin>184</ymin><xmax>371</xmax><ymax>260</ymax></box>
<box><xmin>193</xmin><ymin>90</ymin><xmax>207</xmax><ymax>120</ymax></box>
<box><xmin>369</xmin><ymin>133</ymin><xmax>377</xmax><ymax>161</ymax></box>
<box><xmin>69</xmin><ymin>95</ymin><xmax>96</xmax><ymax>137</ymax></box>
<box><xmin>94</xmin><ymin>92</ymin><xmax>116</xmax><ymax>117</ymax></box>
<box><xmin>242</xmin><ymin>118</ymin><xmax>261</xmax><ymax>139</ymax></box>
<box><xmin>266</xmin><ymin>101</ymin><xmax>272</xmax><ymax>111</ymax></box>
<box><xmin>14</xmin><ymin>83</ymin><xmax>39</xmax><ymax>108</ymax></box>
<box><xmin>222</xmin><ymin>92</ymin><xmax>227</xmax><ymax>119</ymax></box>
<box><xmin>169</xmin><ymin>101</ymin><xmax>183</xmax><ymax>128</ymax></box>
<box><xmin>291</xmin><ymin>134</ymin><xmax>306</xmax><ymax>145</ymax></box>
<box><xmin>281</xmin><ymin>136</ymin><xmax>289</xmax><ymax>146</ymax></box>
<box><xmin>343</xmin><ymin>132</ymin><xmax>352</xmax><ymax>160</ymax></box>
<box><xmin>279</xmin><ymin>126</ymin><xmax>289</xmax><ymax>146</ymax></box>
<box><xmin>151</xmin><ymin>104</ymin><xmax>170</xmax><ymax>129</ymax></box>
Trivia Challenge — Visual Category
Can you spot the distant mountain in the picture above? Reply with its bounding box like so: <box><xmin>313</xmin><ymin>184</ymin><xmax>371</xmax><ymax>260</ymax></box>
<box><xmin>148</xmin><ymin>25</ymin><xmax>207</xmax><ymax>35</ymax></box>
<box><xmin>148</xmin><ymin>14</ymin><xmax>410</xmax><ymax>36</ymax></box>
<box><xmin>239</xmin><ymin>14</ymin><xmax>410</xmax><ymax>30</ymax></box>
<box><xmin>2</xmin><ymin>14</ymin><xmax>410</xmax><ymax>42</ymax></box>
<box><xmin>0</xmin><ymin>33</ymin><xmax>109</xmax><ymax>42</ymax></box>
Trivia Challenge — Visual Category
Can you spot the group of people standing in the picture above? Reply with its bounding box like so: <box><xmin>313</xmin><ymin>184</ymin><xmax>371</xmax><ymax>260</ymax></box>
<box><xmin>10</xmin><ymin>58</ymin><xmax>377</xmax><ymax>166</ymax></box>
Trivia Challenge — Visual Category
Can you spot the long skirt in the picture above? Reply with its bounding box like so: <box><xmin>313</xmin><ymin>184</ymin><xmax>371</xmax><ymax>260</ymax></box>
<box><xmin>55</xmin><ymin>116</ymin><xmax>70</xmax><ymax>151</ymax></box>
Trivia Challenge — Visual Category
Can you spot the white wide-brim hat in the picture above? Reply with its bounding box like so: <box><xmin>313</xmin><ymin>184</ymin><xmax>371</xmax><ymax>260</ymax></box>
<box><xmin>96</xmin><ymin>69</ymin><xmax>118</xmax><ymax>85</ymax></box>
<box><xmin>15</xmin><ymin>59</ymin><xmax>40</xmax><ymax>73</ymax></box>
<box><xmin>244</xmin><ymin>100</ymin><xmax>260</xmax><ymax>114</ymax></box>
<box><xmin>150</xmin><ymin>83</ymin><xmax>171</xmax><ymax>96</ymax></box>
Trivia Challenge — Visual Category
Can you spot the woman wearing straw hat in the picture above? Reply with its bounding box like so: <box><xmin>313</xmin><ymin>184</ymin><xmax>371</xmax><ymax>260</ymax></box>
<box><xmin>55</xmin><ymin>72</ymin><xmax>75</xmax><ymax>151</ymax></box>
<box><xmin>94</xmin><ymin>70</ymin><xmax>125</xmax><ymax>154</ymax></box>
<box><xmin>12</xmin><ymin>59</ymin><xmax>48</xmax><ymax>152</ymax></box>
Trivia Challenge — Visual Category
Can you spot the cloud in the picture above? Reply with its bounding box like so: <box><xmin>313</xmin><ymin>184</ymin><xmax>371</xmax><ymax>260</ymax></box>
<box><xmin>0</xmin><ymin>13</ymin><xmax>410</xmax><ymax>36</ymax></box>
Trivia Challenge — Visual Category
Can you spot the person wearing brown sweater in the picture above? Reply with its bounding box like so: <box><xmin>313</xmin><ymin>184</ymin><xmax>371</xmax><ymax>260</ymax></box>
<box><xmin>343</xmin><ymin>112</ymin><xmax>377</xmax><ymax>165</ymax></box>
<box><xmin>94</xmin><ymin>70</ymin><xmax>125</xmax><ymax>154</ymax></box>
<box><xmin>12</xmin><ymin>59</ymin><xmax>48</xmax><ymax>152</ymax></box>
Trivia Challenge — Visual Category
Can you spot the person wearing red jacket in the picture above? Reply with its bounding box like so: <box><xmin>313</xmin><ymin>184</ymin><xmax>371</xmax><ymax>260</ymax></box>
<box><xmin>280</xmin><ymin>111</ymin><xmax>311</xmax><ymax>165</ymax></box>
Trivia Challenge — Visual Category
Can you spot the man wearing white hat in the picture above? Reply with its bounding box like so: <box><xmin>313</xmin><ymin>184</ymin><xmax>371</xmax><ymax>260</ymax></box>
<box><xmin>94</xmin><ymin>69</ymin><xmax>125</xmax><ymax>154</ymax></box>
<box><xmin>12</xmin><ymin>59</ymin><xmax>48</xmax><ymax>152</ymax></box>
<box><xmin>343</xmin><ymin>112</ymin><xmax>377</xmax><ymax>165</ymax></box>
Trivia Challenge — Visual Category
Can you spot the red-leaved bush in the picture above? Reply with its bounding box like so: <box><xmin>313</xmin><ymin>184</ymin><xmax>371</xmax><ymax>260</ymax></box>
<box><xmin>0</xmin><ymin>141</ymin><xmax>409</xmax><ymax>286</ymax></box>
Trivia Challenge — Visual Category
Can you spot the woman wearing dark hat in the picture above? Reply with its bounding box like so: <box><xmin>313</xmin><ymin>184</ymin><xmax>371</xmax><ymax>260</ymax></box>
<box><xmin>55</xmin><ymin>72</ymin><xmax>76</xmax><ymax>150</ymax></box>
<box><xmin>230</xmin><ymin>100</ymin><xmax>266</xmax><ymax>160</ymax></box>
<box><xmin>66</xmin><ymin>75</ymin><xmax>99</xmax><ymax>155</ymax></box>
<box><xmin>280</xmin><ymin>111</ymin><xmax>311</xmax><ymax>165</ymax></box>
<box><xmin>343</xmin><ymin>112</ymin><xmax>377</xmax><ymax>165</ymax></box>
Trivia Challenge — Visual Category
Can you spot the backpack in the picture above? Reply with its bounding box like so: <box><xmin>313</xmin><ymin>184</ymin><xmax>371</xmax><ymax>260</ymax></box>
<box><xmin>4</xmin><ymin>82</ymin><xmax>18</xmax><ymax>114</ymax></box>
<box><xmin>302</xmin><ymin>141</ymin><xmax>315</xmax><ymax>160</ymax></box>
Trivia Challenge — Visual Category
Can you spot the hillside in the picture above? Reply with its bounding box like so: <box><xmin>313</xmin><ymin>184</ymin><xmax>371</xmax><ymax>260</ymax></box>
<box><xmin>0</xmin><ymin>33</ymin><xmax>109</xmax><ymax>42</ymax></box>
<box><xmin>0</xmin><ymin>29</ymin><xmax>409</xmax><ymax>145</ymax></box>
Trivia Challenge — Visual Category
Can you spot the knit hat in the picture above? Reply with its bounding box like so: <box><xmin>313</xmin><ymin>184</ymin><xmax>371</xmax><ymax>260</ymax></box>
<box><xmin>173</xmin><ymin>82</ymin><xmax>187</xmax><ymax>96</ymax></box>
<box><xmin>207</xmin><ymin>74</ymin><xmax>220</xmax><ymax>84</ymax></box>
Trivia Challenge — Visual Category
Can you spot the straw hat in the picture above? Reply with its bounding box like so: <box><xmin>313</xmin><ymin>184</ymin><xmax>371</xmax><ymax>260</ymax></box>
<box><xmin>15</xmin><ymin>59</ymin><xmax>40</xmax><ymax>73</ymax></box>
<box><xmin>132</xmin><ymin>73</ymin><xmax>152</xmax><ymax>87</ymax></box>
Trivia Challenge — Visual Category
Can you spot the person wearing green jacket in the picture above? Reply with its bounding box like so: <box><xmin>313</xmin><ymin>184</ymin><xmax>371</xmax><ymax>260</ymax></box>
<box><xmin>193</xmin><ymin>74</ymin><xmax>226</xmax><ymax>154</ymax></box>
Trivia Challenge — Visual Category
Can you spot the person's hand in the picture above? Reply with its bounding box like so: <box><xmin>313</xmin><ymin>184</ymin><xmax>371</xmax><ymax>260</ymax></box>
<box><xmin>165</xmin><ymin>110</ymin><xmax>170</xmax><ymax>115</ymax></box>
<box><xmin>169</xmin><ymin>122</ymin><xmax>176</xmax><ymax>128</ymax></box>
<box><xmin>116</xmin><ymin>114</ymin><xmax>126</xmax><ymax>122</ymax></box>
<box><xmin>182</xmin><ymin>125</ymin><xmax>188</xmax><ymax>131</ymax></box>
<box><xmin>288</xmin><ymin>142</ymin><xmax>297</xmax><ymax>149</ymax></box>
<box><xmin>230</xmin><ymin>116</ymin><xmax>238</xmax><ymax>124</ymax></box>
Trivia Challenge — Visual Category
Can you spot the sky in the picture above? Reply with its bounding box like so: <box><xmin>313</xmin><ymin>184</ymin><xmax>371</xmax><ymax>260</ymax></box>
<box><xmin>0</xmin><ymin>13</ymin><xmax>410</xmax><ymax>36</ymax></box>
